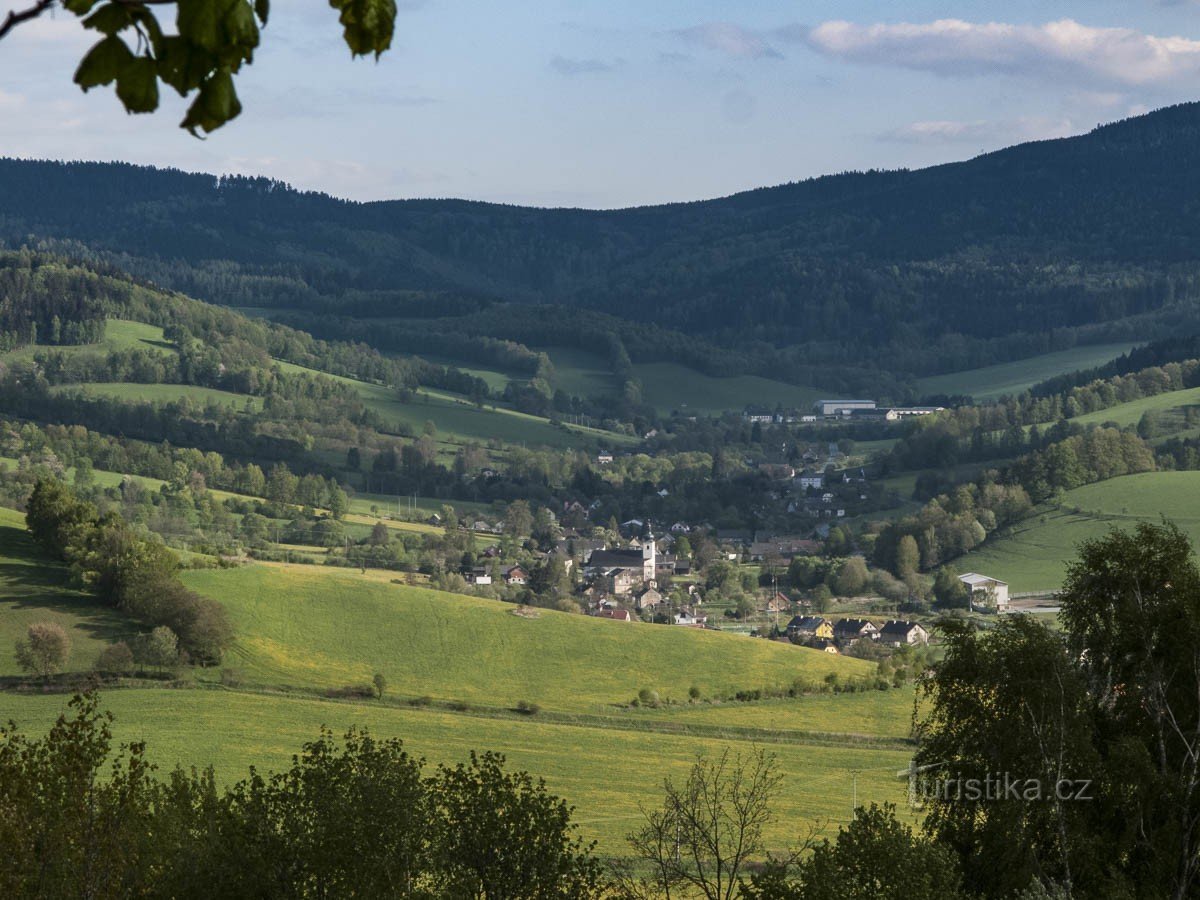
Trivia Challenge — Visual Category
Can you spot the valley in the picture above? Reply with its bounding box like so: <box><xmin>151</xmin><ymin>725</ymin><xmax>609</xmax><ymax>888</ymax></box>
<box><xmin>6</xmin><ymin>104</ymin><xmax>1200</xmax><ymax>892</ymax></box>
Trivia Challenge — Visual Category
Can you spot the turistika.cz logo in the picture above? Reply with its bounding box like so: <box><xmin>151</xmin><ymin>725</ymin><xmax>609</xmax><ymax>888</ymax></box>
<box><xmin>900</xmin><ymin>762</ymin><xmax>1094</xmax><ymax>806</ymax></box>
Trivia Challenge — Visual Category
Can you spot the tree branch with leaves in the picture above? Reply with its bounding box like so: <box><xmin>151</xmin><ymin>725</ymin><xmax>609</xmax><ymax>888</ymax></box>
<box><xmin>0</xmin><ymin>0</ymin><xmax>397</xmax><ymax>133</ymax></box>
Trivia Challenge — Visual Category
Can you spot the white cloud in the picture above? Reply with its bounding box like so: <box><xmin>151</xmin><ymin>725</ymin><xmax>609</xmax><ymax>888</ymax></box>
<box><xmin>672</xmin><ymin>23</ymin><xmax>781</xmax><ymax>60</ymax></box>
<box><xmin>879</xmin><ymin>116</ymin><xmax>1078</xmax><ymax>145</ymax></box>
<box><xmin>788</xmin><ymin>19</ymin><xmax>1200</xmax><ymax>86</ymax></box>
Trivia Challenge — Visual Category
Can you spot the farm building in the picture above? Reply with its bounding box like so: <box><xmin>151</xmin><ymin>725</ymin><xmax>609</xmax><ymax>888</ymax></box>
<box><xmin>959</xmin><ymin>573</ymin><xmax>1010</xmax><ymax>611</ymax></box>
<box><xmin>815</xmin><ymin>399</ymin><xmax>876</xmax><ymax>417</ymax></box>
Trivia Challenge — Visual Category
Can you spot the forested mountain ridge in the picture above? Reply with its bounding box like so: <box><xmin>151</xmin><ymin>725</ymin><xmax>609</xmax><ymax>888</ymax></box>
<box><xmin>7</xmin><ymin>102</ymin><xmax>1200</xmax><ymax>379</ymax></box>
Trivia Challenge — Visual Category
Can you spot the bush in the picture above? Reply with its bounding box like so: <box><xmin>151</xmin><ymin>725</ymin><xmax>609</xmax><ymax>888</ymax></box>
<box><xmin>515</xmin><ymin>700</ymin><xmax>540</xmax><ymax>715</ymax></box>
<box><xmin>324</xmin><ymin>684</ymin><xmax>375</xmax><ymax>699</ymax></box>
<box><xmin>93</xmin><ymin>641</ymin><xmax>134</xmax><ymax>676</ymax></box>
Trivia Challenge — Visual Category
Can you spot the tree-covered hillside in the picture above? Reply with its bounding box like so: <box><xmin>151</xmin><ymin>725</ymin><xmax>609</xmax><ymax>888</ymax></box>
<box><xmin>7</xmin><ymin>103</ymin><xmax>1200</xmax><ymax>380</ymax></box>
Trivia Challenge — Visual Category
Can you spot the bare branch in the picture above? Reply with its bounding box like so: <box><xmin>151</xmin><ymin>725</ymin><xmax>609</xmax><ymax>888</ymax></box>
<box><xmin>0</xmin><ymin>0</ymin><xmax>56</xmax><ymax>42</ymax></box>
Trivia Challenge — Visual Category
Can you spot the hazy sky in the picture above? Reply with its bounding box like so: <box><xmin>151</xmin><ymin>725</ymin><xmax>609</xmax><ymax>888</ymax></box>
<box><xmin>3</xmin><ymin>1</ymin><xmax>1200</xmax><ymax>207</ymax></box>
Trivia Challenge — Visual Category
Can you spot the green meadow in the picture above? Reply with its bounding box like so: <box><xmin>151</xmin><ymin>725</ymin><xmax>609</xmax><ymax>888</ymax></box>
<box><xmin>958</xmin><ymin>471</ymin><xmax>1200</xmax><ymax>592</ymax></box>
<box><xmin>0</xmin><ymin>319</ymin><xmax>176</xmax><ymax>365</ymax></box>
<box><xmin>541</xmin><ymin>346</ymin><xmax>619</xmax><ymax>398</ymax></box>
<box><xmin>50</xmin><ymin>382</ymin><xmax>262</xmax><ymax>410</ymax></box>
<box><xmin>916</xmin><ymin>343</ymin><xmax>1136</xmax><ymax>401</ymax></box>
<box><xmin>0</xmin><ymin>507</ymin><xmax>134</xmax><ymax>674</ymax></box>
<box><xmin>0</xmin><ymin>511</ymin><xmax>915</xmax><ymax>855</ymax></box>
<box><xmin>0</xmin><ymin>689</ymin><xmax>912</xmax><ymax>854</ymax></box>
<box><xmin>1069</xmin><ymin>385</ymin><xmax>1200</xmax><ymax>429</ymax></box>
<box><xmin>274</xmin><ymin>359</ymin><xmax>630</xmax><ymax>451</ymax></box>
<box><xmin>631</xmin><ymin>362</ymin><xmax>821</xmax><ymax>415</ymax></box>
<box><xmin>181</xmin><ymin>562</ymin><xmax>871</xmax><ymax>712</ymax></box>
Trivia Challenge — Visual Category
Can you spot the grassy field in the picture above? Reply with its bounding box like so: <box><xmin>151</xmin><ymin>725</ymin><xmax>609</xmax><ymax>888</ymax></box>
<box><xmin>916</xmin><ymin>343</ymin><xmax>1136</xmax><ymax>402</ymax></box>
<box><xmin>275</xmin><ymin>359</ymin><xmax>629</xmax><ymax>451</ymax></box>
<box><xmin>958</xmin><ymin>471</ymin><xmax>1200</xmax><ymax>591</ymax></box>
<box><xmin>541</xmin><ymin>346</ymin><xmax>619</xmax><ymax>399</ymax></box>
<box><xmin>182</xmin><ymin>562</ymin><xmax>871</xmax><ymax>712</ymax></box>
<box><xmin>0</xmin><ymin>319</ymin><xmax>176</xmax><ymax>366</ymax></box>
<box><xmin>1069</xmin><ymin>385</ymin><xmax>1200</xmax><ymax>429</ymax></box>
<box><xmin>631</xmin><ymin>363</ymin><xmax>821</xmax><ymax>416</ymax></box>
<box><xmin>50</xmin><ymin>382</ymin><xmax>262</xmax><ymax>410</ymax></box>
<box><xmin>641</xmin><ymin>687</ymin><xmax>918</xmax><ymax>738</ymax></box>
<box><xmin>0</xmin><ymin>689</ymin><xmax>911</xmax><ymax>854</ymax></box>
<box><xmin>0</xmin><ymin>507</ymin><xmax>134</xmax><ymax>674</ymax></box>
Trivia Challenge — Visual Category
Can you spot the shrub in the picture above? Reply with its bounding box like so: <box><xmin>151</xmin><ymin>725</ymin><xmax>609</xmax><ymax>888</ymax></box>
<box><xmin>93</xmin><ymin>641</ymin><xmax>134</xmax><ymax>675</ymax></box>
<box><xmin>15</xmin><ymin>622</ymin><xmax>71</xmax><ymax>680</ymax></box>
<box><xmin>515</xmin><ymin>700</ymin><xmax>540</xmax><ymax>715</ymax></box>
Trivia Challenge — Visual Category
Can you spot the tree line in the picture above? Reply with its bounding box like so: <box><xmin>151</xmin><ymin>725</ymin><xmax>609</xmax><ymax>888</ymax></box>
<box><xmin>25</xmin><ymin>478</ymin><xmax>232</xmax><ymax>663</ymax></box>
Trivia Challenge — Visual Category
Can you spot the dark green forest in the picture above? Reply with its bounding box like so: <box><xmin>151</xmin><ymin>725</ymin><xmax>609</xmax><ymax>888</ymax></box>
<box><xmin>9</xmin><ymin>103</ymin><xmax>1200</xmax><ymax>385</ymax></box>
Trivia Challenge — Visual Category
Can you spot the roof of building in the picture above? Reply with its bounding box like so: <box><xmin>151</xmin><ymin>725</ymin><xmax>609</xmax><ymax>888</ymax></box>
<box><xmin>596</xmin><ymin>608</ymin><xmax>634</xmax><ymax>621</ymax></box>
<box><xmin>834</xmin><ymin>618</ymin><xmax>877</xmax><ymax>632</ymax></box>
<box><xmin>959</xmin><ymin>572</ymin><xmax>1008</xmax><ymax>586</ymax></box>
<box><xmin>587</xmin><ymin>548</ymin><xmax>646</xmax><ymax>569</ymax></box>
<box><xmin>879</xmin><ymin>620</ymin><xmax>925</xmax><ymax>635</ymax></box>
<box><xmin>787</xmin><ymin>615</ymin><xmax>827</xmax><ymax>631</ymax></box>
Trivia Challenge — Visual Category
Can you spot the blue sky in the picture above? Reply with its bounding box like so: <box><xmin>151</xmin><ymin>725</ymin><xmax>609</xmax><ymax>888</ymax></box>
<box><xmin>3</xmin><ymin>1</ymin><xmax>1200</xmax><ymax>206</ymax></box>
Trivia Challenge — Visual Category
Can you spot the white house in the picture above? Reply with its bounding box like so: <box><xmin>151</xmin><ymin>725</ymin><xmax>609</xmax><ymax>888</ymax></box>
<box><xmin>959</xmin><ymin>572</ymin><xmax>1010</xmax><ymax>612</ymax></box>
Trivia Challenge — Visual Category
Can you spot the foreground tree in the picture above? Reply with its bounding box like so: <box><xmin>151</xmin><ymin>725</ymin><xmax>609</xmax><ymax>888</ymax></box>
<box><xmin>916</xmin><ymin>521</ymin><xmax>1200</xmax><ymax>899</ymax></box>
<box><xmin>1059</xmin><ymin>521</ymin><xmax>1200</xmax><ymax>900</ymax></box>
<box><xmin>0</xmin><ymin>693</ymin><xmax>159</xmax><ymax>899</ymax></box>
<box><xmin>0</xmin><ymin>0</ymin><xmax>398</xmax><ymax>134</ymax></box>
<box><xmin>430</xmin><ymin>750</ymin><xmax>601</xmax><ymax>899</ymax></box>
<box><xmin>625</xmin><ymin>748</ymin><xmax>785</xmax><ymax>900</ymax></box>
<box><xmin>742</xmin><ymin>803</ymin><xmax>962</xmax><ymax>900</ymax></box>
<box><xmin>14</xmin><ymin>621</ymin><xmax>71</xmax><ymax>680</ymax></box>
<box><xmin>0</xmin><ymin>693</ymin><xmax>606</xmax><ymax>897</ymax></box>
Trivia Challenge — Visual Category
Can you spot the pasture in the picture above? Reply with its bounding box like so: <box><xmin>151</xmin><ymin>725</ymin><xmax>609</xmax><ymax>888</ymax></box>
<box><xmin>958</xmin><ymin>471</ymin><xmax>1200</xmax><ymax>591</ymax></box>
<box><xmin>182</xmin><ymin>562</ymin><xmax>871</xmax><ymax>712</ymax></box>
<box><xmin>0</xmin><ymin>688</ymin><xmax>912</xmax><ymax>855</ymax></box>
<box><xmin>0</xmin><ymin>319</ymin><xmax>177</xmax><ymax>366</ymax></box>
<box><xmin>631</xmin><ymin>363</ymin><xmax>821</xmax><ymax>415</ymax></box>
<box><xmin>0</xmin><ymin>507</ymin><xmax>133</xmax><ymax>676</ymax></box>
<box><xmin>916</xmin><ymin>343</ymin><xmax>1136</xmax><ymax>402</ymax></box>
<box><xmin>50</xmin><ymin>382</ymin><xmax>261</xmax><ymax>410</ymax></box>
<box><xmin>1069</xmin><ymin>385</ymin><xmax>1200</xmax><ymax>429</ymax></box>
<box><xmin>541</xmin><ymin>346</ymin><xmax>619</xmax><ymax>399</ymax></box>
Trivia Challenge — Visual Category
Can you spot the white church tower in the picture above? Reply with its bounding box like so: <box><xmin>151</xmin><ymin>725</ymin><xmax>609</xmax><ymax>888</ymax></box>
<box><xmin>642</xmin><ymin>532</ymin><xmax>656</xmax><ymax>582</ymax></box>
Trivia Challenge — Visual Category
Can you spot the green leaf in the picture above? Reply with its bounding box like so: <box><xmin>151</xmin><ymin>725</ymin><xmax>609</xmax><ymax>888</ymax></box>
<box><xmin>181</xmin><ymin>67</ymin><xmax>242</xmax><ymax>135</ymax></box>
<box><xmin>223</xmin><ymin>0</ymin><xmax>259</xmax><ymax>53</ymax></box>
<box><xmin>73</xmin><ymin>36</ymin><xmax>134</xmax><ymax>91</ymax></box>
<box><xmin>177</xmin><ymin>0</ymin><xmax>229</xmax><ymax>53</ymax></box>
<box><xmin>329</xmin><ymin>0</ymin><xmax>396</xmax><ymax>59</ymax></box>
<box><xmin>254</xmin><ymin>0</ymin><xmax>269</xmax><ymax>26</ymax></box>
<box><xmin>62</xmin><ymin>0</ymin><xmax>100</xmax><ymax>14</ymax></box>
<box><xmin>156</xmin><ymin>37</ymin><xmax>214</xmax><ymax>95</ymax></box>
<box><xmin>81</xmin><ymin>2</ymin><xmax>132</xmax><ymax>35</ymax></box>
<box><xmin>116</xmin><ymin>56</ymin><xmax>159</xmax><ymax>113</ymax></box>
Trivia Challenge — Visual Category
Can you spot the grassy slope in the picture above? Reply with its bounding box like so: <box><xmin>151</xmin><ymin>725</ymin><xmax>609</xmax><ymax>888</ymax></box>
<box><xmin>0</xmin><ymin>320</ymin><xmax>176</xmax><ymax>365</ymax></box>
<box><xmin>916</xmin><ymin>343</ymin><xmax>1137</xmax><ymax>401</ymax></box>
<box><xmin>632</xmin><ymin>363</ymin><xmax>822</xmax><ymax>415</ymax></box>
<box><xmin>183</xmin><ymin>563</ymin><xmax>870</xmax><ymax>712</ymax></box>
<box><xmin>0</xmin><ymin>507</ymin><xmax>133</xmax><ymax>673</ymax></box>
<box><xmin>274</xmin><ymin>359</ymin><xmax>629</xmax><ymax>451</ymax></box>
<box><xmin>50</xmin><ymin>382</ymin><xmax>262</xmax><ymax>410</ymax></box>
<box><xmin>541</xmin><ymin>347</ymin><xmax>619</xmax><ymax>399</ymax></box>
<box><xmin>1069</xmin><ymin>385</ymin><xmax>1200</xmax><ymax>428</ymax></box>
<box><xmin>0</xmin><ymin>689</ymin><xmax>910</xmax><ymax>853</ymax></box>
<box><xmin>958</xmin><ymin>471</ymin><xmax>1200</xmax><ymax>591</ymax></box>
